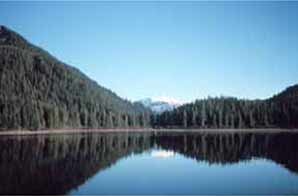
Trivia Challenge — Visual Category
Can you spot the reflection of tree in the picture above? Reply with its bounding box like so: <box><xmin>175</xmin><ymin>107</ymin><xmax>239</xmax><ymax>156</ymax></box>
<box><xmin>0</xmin><ymin>131</ymin><xmax>298</xmax><ymax>194</ymax></box>
<box><xmin>0</xmin><ymin>132</ymin><xmax>152</xmax><ymax>194</ymax></box>
<box><xmin>154</xmin><ymin>132</ymin><xmax>298</xmax><ymax>173</ymax></box>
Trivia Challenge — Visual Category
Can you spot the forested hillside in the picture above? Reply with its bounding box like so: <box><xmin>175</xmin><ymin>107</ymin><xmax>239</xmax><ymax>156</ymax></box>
<box><xmin>0</xmin><ymin>25</ymin><xmax>297</xmax><ymax>131</ymax></box>
<box><xmin>153</xmin><ymin>85</ymin><xmax>298</xmax><ymax>128</ymax></box>
<box><xmin>0</xmin><ymin>25</ymin><xmax>151</xmax><ymax>130</ymax></box>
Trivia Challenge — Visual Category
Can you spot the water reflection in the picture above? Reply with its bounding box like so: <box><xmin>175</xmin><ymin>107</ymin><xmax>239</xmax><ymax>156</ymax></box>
<box><xmin>154</xmin><ymin>131</ymin><xmax>298</xmax><ymax>173</ymax></box>
<box><xmin>0</xmin><ymin>131</ymin><xmax>297</xmax><ymax>194</ymax></box>
<box><xmin>151</xmin><ymin>150</ymin><xmax>175</xmax><ymax>158</ymax></box>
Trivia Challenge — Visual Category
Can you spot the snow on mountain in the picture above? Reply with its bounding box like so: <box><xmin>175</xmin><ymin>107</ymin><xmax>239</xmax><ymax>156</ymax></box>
<box><xmin>137</xmin><ymin>97</ymin><xmax>184</xmax><ymax>113</ymax></box>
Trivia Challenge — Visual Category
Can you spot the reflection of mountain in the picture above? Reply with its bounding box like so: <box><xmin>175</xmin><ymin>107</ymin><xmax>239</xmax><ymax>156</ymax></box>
<box><xmin>154</xmin><ymin>132</ymin><xmax>298</xmax><ymax>173</ymax></box>
<box><xmin>0</xmin><ymin>131</ymin><xmax>298</xmax><ymax>194</ymax></box>
<box><xmin>0</xmin><ymin>133</ymin><xmax>152</xmax><ymax>194</ymax></box>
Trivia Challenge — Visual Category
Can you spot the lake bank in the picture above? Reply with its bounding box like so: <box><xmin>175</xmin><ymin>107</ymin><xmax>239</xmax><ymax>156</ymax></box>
<box><xmin>0</xmin><ymin>128</ymin><xmax>297</xmax><ymax>136</ymax></box>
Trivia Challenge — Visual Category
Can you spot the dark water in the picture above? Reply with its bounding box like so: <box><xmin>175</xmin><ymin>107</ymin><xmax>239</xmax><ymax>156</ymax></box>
<box><xmin>0</xmin><ymin>131</ymin><xmax>298</xmax><ymax>195</ymax></box>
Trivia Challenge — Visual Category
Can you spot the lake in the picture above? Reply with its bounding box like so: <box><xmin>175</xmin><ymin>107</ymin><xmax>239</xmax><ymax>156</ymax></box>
<box><xmin>0</xmin><ymin>130</ymin><xmax>298</xmax><ymax>195</ymax></box>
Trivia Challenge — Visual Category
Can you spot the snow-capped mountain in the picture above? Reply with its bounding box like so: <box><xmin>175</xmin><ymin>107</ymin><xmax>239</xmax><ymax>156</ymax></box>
<box><xmin>136</xmin><ymin>97</ymin><xmax>184</xmax><ymax>113</ymax></box>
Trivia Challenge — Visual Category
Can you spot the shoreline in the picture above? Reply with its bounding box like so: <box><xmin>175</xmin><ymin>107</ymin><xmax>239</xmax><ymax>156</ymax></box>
<box><xmin>0</xmin><ymin>128</ymin><xmax>298</xmax><ymax>136</ymax></box>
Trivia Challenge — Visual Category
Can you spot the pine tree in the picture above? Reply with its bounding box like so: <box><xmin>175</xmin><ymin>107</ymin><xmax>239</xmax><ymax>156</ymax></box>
<box><xmin>183</xmin><ymin>110</ymin><xmax>187</xmax><ymax>128</ymax></box>
<box><xmin>201</xmin><ymin>102</ymin><xmax>206</xmax><ymax>128</ymax></box>
<box><xmin>192</xmin><ymin>106</ymin><xmax>197</xmax><ymax>127</ymax></box>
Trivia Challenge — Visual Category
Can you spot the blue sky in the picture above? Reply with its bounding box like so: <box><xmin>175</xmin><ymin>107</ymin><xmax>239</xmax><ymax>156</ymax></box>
<box><xmin>1</xmin><ymin>1</ymin><xmax>298</xmax><ymax>102</ymax></box>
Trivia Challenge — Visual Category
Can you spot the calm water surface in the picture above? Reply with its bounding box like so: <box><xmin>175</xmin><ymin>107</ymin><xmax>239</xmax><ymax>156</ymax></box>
<box><xmin>0</xmin><ymin>131</ymin><xmax>298</xmax><ymax>195</ymax></box>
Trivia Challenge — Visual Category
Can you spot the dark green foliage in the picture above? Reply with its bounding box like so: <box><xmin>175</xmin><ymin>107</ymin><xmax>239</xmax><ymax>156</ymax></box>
<box><xmin>0</xmin><ymin>26</ymin><xmax>151</xmax><ymax>130</ymax></box>
<box><xmin>153</xmin><ymin>85</ymin><xmax>298</xmax><ymax>128</ymax></box>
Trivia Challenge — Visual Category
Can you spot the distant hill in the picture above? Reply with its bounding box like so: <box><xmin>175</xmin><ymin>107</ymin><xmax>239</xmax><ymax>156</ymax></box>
<box><xmin>0</xmin><ymin>25</ymin><xmax>151</xmax><ymax>130</ymax></box>
<box><xmin>136</xmin><ymin>98</ymin><xmax>182</xmax><ymax>113</ymax></box>
<box><xmin>271</xmin><ymin>84</ymin><xmax>298</xmax><ymax>101</ymax></box>
<box><xmin>153</xmin><ymin>85</ymin><xmax>298</xmax><ymax>128</ymax></box>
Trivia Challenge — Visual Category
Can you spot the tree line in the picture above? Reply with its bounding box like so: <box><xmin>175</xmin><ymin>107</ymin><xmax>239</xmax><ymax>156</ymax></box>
<box><xmin>0</xmin><ymin>26</ymin><xmax>297</xmax><ymax>130</ymax></box>
<box><xmin>0</xmin><ymin>26</ymin><xmax>151</xmax><ymax>130</ymax></box>
<box><xmin>152</xmin><ymin>85</ymin><xmax>298</xmax><ymax>129</ymax></box>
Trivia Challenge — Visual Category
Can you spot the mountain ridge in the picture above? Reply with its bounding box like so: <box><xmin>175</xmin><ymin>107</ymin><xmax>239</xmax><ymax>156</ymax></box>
<box><xmin>136</xmin><ymin>97</ymin><xmax>183</xmax><ymax>113</ymax></box>
<box><xmin>0</xmin><ymin>25</ymin><xmax>151</xmax><ymax>130</ymax></box>
<box><xmin>153</xmin><ymin>85</ymin><xmax>298</xmax><ymax>128</ymax></box>
<box><xmin>0</xmin><ymin>25</ymin><xmax>297</xmax><ymax>130</ymax></box>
